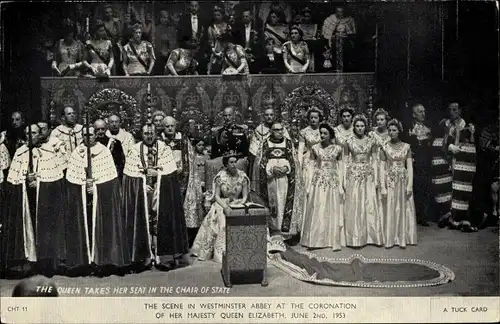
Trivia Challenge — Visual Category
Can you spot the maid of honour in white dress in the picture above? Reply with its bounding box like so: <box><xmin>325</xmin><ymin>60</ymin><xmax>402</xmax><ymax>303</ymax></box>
<box><xmin>344</xmin><ymin>114</ymin><xmax>384</xmax><ymax>247</ymax></box>
<box><xmin>380</xmin><ymin>119</ymin><xmax>418</xmax><ymax>248</ymax></box>
<box><xmin>296</xmin><ymin>107</ymin><xmax>322</xmax><ymax>228</ymax></box>
<box><xmin>301</xmin><ymin>123</ymin><xmax>345</xmax><ymax>250</ymax></box>
<box><xmin>369</xmin><ymin>108</ymin><xmax>391</xmax><ymax>216</ymax></box>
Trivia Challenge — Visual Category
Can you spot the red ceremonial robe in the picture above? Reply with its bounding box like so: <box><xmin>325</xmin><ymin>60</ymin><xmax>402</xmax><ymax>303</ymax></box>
<box><xmin>123</xmin><ymin>141</ymin><xmax>189</xmax><ymax>267</ymax></box>
<box><xmin>2</xmin><ymin>144</ymin><xmax>66</xmax><ymax>275</ymax></box>
<box><xmin>66</xmin><ymin>143</ymin><xmax>130</xmax><ymax>269</ymax></box>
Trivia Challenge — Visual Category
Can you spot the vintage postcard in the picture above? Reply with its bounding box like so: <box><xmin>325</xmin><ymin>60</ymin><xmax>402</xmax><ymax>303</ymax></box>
<box><xmin>0</xmin><ymin>0</ymin><xmax>498</xmax><ymax>323</ymax></box>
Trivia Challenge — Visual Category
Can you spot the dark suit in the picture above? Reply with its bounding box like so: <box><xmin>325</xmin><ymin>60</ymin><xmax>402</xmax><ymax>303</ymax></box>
<box><xmin>231</xmin><ymin>20</ymin><xmax>262</xmax><ymax>73</ymax></box>
<box><xmin>177</xmin><ymin>12</ymin><xmax>207</xmax><ymax>73</ymax></box>
<box><xmin>256</xmin><ymin>53</ymin><xmax>285</xmax><ymax>74</ymax></box>
<box><xmin>404</xmin><ymin>121</ymin><xmax>433</xmax><ymax>223</ymax></box>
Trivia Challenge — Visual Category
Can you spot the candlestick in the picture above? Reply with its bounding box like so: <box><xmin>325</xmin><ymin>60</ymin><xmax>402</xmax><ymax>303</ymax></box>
<box><xmin>147</xmin><ymin>83</ymin><xmax>151</xmax><ymax>93</ymax></box>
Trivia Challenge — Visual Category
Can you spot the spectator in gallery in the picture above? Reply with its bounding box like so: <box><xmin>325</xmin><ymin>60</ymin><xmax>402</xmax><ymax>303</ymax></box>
<box><xmin>102</xmin><ymin>4</ymin><xmax>122</xmax><ymax>75</ymax></box>
<box><xmin>296</xmin><ymin>5</ymin><xmax>320</xmax><ymax>72</ymax></box>
<box><xmin>154</xmin><ymin>10</ymin><xmax>179</xmax><ymax>75</ymax></box>
<box><xmin>82</xmin><ymin>20</ymin><xmax>115</xmax><ymax>77</ymax></box>
<box><xmin>321</xmin><ymin>6</ymin><xmax>356</xmax><ymax>72</ymax></box>
<box><xmin>263</xmin><ymin>10</ymin><xmax>289</xmax><ymax>55</ymax></box>
<box><xmin>231</xmin><ymin>6</ymin><xmax>262</xmax><ymax>74</ymax></box>
<box><xmin>256</xmin><ymin>38</ymin><xmax>285</xmax><ymax>74</ymax></box>
<box><xmin>73</xmin><ymin>3</ymin><xmax>91</xmax><ymax>42</ymax></box>
<box><xmin>166</xmin><ymin>36</ymin><xmax>200</xmax><ymax>75</ymax></box>
<box><xmin>142</xmin><ymin>12</ymin><xmax>154</xmax><ymax>42</ymax></box>
<box><xmin>207</xmin><ymin>5</ymin><xmax>230</xmax><ymax>75</ymax></box>
<box><xmin>258</xmin><ymin>1</ymin><xmax>292</xmax><ymax>25</ymax></box>
<box><xmin>122</xmin><ymin>24</ymin><xmax>156</xmax><ymax>76</ymax></box>
<box><xmin>51</xmin><ymin>18</ymin><xmax>85</xmax><ymax>77</ymax></box>
<box><xmin>177</xmin><ymin>1</ymin><xmax>205</xmax><ymax>49</ymax></box>
<box><xmin>282</xmin><ymin>26</ymin><xmax>310</xmax><ymax>74</ymax></box>
<box><xmin>220</xmin><ymin>32</ymin><xmax>249</xmax><ymax>75</ymax></box>
<box><xmin>120</xmin><ymin>12</ymin><xmax>136</xmax><ymax>47</ymax></box>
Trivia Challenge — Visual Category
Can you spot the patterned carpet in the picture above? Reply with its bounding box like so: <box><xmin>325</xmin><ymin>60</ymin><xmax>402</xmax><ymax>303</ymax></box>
<box><xmin>0</xmin><ymin>224</ymin><xmax>498</xmax><ymax>297</ymax></box>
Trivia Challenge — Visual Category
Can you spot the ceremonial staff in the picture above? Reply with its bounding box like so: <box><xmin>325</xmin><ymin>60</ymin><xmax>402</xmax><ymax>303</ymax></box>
<box><xmin>85</xmin><ymin>108</ymin><xmax>92</xmax><ymax>185</ymax></box>
<box><xmin>27</xmin><ymin>117</ymin><xmax>34</xmax><ymax>176</ymax></box>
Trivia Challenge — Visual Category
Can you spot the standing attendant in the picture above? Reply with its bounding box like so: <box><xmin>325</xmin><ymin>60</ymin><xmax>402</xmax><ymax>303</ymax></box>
<box><xmin>344</xmin><ymin>114</ymin><xmax>383</xmax><ymax>247</ymax></box>
<box><xmin>2</xmin><ymin>125</ymin><xmax>66</xmax><ymax>277</ymax></box>
<box><xmin>106</xmin><ymin>114</ymin><xmax>135</xmax><ymax>180</ymax></box>
<box><xmin>370</xmin><ymin>108</ymin><xmax>391</xmax><ymax>217</ymax></box>
<box><xmin>123</xmin><ymin>124</ymin><xmax>189</xmax><ymax>271</ymax></box>
<box><xmin>183</xmin><ymin>137</ymin><xmax>209</xmax><ymax>247</ymax></box>
<box><xmin>1</xmin><ymin>111</ymin><xmax>27</xmax><ymax>159</ymax></box>
<box><xmin>259</xmin><ymin>122</ymin><xmax>299</xmax><ymax>238</ymax></box>
<box><xmin>405</xmin><ymin>104</ymin><xmax>432</xmax><ymax>226</ymax></box>
<box><xmin>300</xmin><ymin>123</ymin><xmax>345</xmax><ymax>250</ymax></box>
<box><xmin>66</xmin><ymin>126</ymin><xmax>129</xmax><ymax>276</ymax></box>
<box><xmin>334</xmin><ymin>106</ymin><xmax>355</xmax><ymax>147</ymax></box>
<box><xmin>248</xmin><ymin>105</ymin><xmax>290</xmax><ymax>194</ymax></box>
<box><xmin>210</xmin><ymin>106</ymin><xmax>249</xmax><ymax>170</ymax></box>
<box><xmin>380</xmin><ymin>119</ymin><xmax>417</xmax><ymax>248</ymax></box>
<box><xmin>442</xmin><ymin>103</ymin><xmax>478</xmax><ymax>232</ymax></box>
<box><xmin>50</xmin><ymin>107</ymin><xmax>83</xmax><ymax>171</ymax></box>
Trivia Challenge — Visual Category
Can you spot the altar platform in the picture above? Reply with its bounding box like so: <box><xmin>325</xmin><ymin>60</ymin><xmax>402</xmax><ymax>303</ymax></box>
<box><xmin>41</xmin><ymin>73</ymin><xmax>374</xmax><ymax>135</ymax></box>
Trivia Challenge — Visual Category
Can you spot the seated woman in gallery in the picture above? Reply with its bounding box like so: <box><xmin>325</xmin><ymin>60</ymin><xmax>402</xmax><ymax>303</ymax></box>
<box><xmin>51</xmin><ymin>18</ymin><xmax>84</xmax><ymax>77</ymax></box>
<box><xmin>282</xmin><ymin>25</ymin><xmax>310</xmax><ymax>74</ymax></box>
<box><xmin>122</xmin><ymin>24</ymin><xmax>156</xmax><ymax>76</ymax></box>
<box><xmin>191</xmin><ymin>153</ymin><xmax>249</xmax><ymax>263</ymax></box>
<box><xmin>82</xmin><ymin>20</ymin><xmax>115</xmax><ymax>77</ymax></box>
<box><xmin>165</xmin><ymin>36</ymin><xmax>200</xmax><ymax>75</ymax></box>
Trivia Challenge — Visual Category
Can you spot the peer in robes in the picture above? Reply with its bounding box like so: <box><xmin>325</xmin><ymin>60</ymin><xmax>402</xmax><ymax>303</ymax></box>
<box><xmin>50</xmin><ymin>106</ymin><xmax>84</xmax><ymax>171</ymax></box>
<box><xmin>106</xmin><ymin>114</ymin><xmax>135</xmax><ymax>179</ymax></box>
<box><xmin>122</xmin><ymin>124</ymin><xmax>190</xmax><ymax>271</ymax></box>
<box><xmin>0</xmin><ymin>111</ymin><xmax>27</xmax><ymax>159</ymax></box>
<box><xmin>2</xmin><ymin>124</ymin><xmax>66</xmax><ymax>277</ymax></box>
<box><xmin>162</xmin><ymin>116</ymin><xmax>191</xmax><ymax>196</ymax></box>
<box><xmin>37</xmin><ymin>121</ymin><xmax>67</xmax><ymax>169</ymax></box>
<box><xmin>440</xmin><ymin>103</ymin><xmax>478</xmax><ymax>232</ymax></box>
<box><xmin>248</xmin><ymin>103</ymin><xmax>291</xmax><ymax>195</ymax></box>
<box><xmin>0</xmin><ymin>141</ymin><xmax>10</xmax><ymax>214</ymax></box>
<box><xmin>93</xmin><ymin>118</ymin><xmax>131</xmax><ymax>181</ymax></box>
<box><xmin>404</xmin><ymin>104</ymin><xmax>433</xmax><ymax>226</ymax></box>
<box><xmin>259</xmin><ymin>122</ymin><xmax>300</xmax><ymax>241</ymax></box>
<box><xmin>65</xmin><ymin>125</ymin><xmax>129</xmax><ymax>276</ymax></box>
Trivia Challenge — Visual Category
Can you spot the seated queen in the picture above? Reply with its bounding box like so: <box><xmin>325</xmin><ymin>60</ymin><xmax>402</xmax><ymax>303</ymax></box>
<box><xmin>191</xmin><ymin>151</ymin><xmax>250</xmax><ymax>263</ymax></box>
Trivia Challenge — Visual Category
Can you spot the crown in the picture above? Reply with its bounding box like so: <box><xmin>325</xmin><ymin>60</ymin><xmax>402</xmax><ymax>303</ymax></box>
<box><xmin>185</xmin><ymin>92</ymin><xmax>200</xmax><ymax>106</ymax></box>
<box><xmin>262</xmin><ymin>92</ymin><xmax>277</xmax><ymax>105</ymax></box>
<box><xmin>224</xmin><ymin>92</ymin><xmax>240</xmax><ymax>105</ymax></box>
